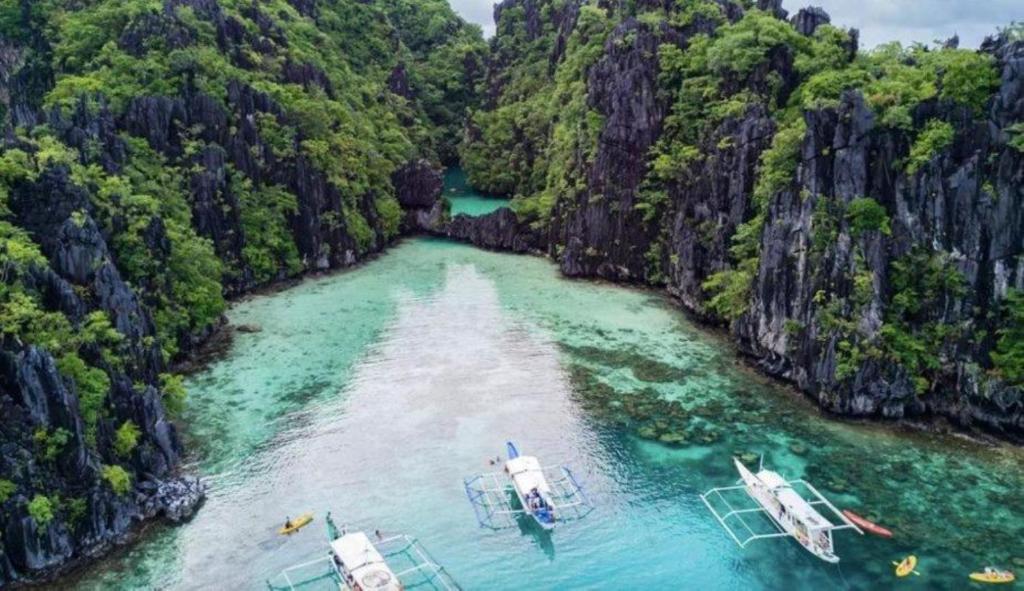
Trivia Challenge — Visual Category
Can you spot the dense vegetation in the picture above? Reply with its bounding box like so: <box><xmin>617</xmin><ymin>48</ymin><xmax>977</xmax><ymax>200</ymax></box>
<box><xmin>0</xmin><ymin>0</ymin><xmax>484</xmax><ymax>581</ymax></box>
<box><xmin>461</xmin><ymin>1</ymin><xmax>1024</xmax><ymax>420</ymax></box>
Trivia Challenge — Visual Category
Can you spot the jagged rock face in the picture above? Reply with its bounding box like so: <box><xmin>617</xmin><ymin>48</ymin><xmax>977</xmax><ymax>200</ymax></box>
<box><xmin>0</xmin><ymin>346</ymin><xmax>203</xmax><ymax>585</ymax></box>
<box><xmin>555</xmin><ymin>19</ymin><xmax>679</xmax><ymax>281</ymax></box>
<box><xmin>1</xmin><ymin>0</ymin><xmax>485</xmax><ymax>583</ymax></box>
<box><xmin>388</xmin><ymin>63</ymin><xmax>413</xmax><ymax>99</ymax></box>
<box><xmin>445</xmin><ymin>208</ymin><xmax>543</xmax><ymax>253</ymax></box>
<box><xmin>461</xmin><ymin>3</ymin><xmax>1024</xmax><ymax>439</ymax></box>
<box><xmin>12</xmin><ymin>168</ymin><xmax>163</xmax><ymax>378</ymax></box>
<box><xmin>116</xmin><ymin>75</ymin><xmax>398</xmax><ymax>292</ymax></box>
<box><xmin>393</xmin><ymin>160</ymin><xmax>443</xmax><ymax>209</ymax></box>
<box><xmin>0</xmin><ymin>164</ymin><xmax>205</xmax><ymax>585</ymax></box>
<box><xmin>735</xmin><ymin>36</ymin><xmax>1024</xmax><ymax>436</ymax></box>
<box><xmin>666</xmin><ymin>106</ymin><xmax>777</xmax><ymax>311</ymax></box>
<box><xmin>0</xmin><ymin>39</ymin><xmax>22</xmax><ymax>117</ymax></box>
<box><xmin>756</xmin><ymin>0</ymin><xmax>787</xmax><ymax>20</ymax></box>
<box><xmin>790</xmin><ymin>6</ymin><xmax>829</xmax><ymax>36</ymax></box>
<box><xmin>49</xmin><ymin>99</ymin><xmax>127</xmax><ymax>174</ymax></box>
<box><xmin>393</xmin><ymin>160</ymin><xmax>447</xmax><ymax>233</ymax></box>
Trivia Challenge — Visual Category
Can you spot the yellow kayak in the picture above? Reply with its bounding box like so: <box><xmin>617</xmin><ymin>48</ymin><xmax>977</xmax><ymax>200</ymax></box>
<box><xmin>969</xmin><ymin>569</ymin><xmax>1015</xmax><ymax>584</ymax></box>
<box><xmin>278</xmin><ymin>512</ymin><xmax>314</xmax><ymax>535</ymax></box>
<box><xmin>894</xmin><ymin>555</ymin><xmax>918</xmax><ymax>577</ymax></box>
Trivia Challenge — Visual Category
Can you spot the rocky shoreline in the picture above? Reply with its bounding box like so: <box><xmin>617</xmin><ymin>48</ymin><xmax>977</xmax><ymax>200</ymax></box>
<box><xmin>14</xmin><ymin>478</ymin><xmax>205</xmax><ymax>589</ymax></box>
<box><xmin>408</xmin><ymin>196</ymin><xmax>1024</xmax><ymax>445</ymax></box>
<box><xmin>442</xmin><ymin>0</ymin><xmax>1024</xmax><ymax>443</ymax></box>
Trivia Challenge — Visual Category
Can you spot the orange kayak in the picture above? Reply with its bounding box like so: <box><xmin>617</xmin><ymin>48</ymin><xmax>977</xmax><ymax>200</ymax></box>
<box><xmin>842</xmin><ymin>510</ymin><xmax>894</xmax><ymax>538</ymax></box>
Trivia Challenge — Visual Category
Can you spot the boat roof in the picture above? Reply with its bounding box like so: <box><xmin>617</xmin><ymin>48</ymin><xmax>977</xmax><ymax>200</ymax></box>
<box><xmin>330</xmin><ymin>532</ymin><xmax>401</xmax><ymax>590</ymax></box>
<box><xmin>758</xmin><ymin>470</ymin><xmax>834</xmax><ymax>531</ymax></box>
<box><xmin>506</xmin><ymin>456</ymin><xmax>550</xmax><ymax>494</ymax></box>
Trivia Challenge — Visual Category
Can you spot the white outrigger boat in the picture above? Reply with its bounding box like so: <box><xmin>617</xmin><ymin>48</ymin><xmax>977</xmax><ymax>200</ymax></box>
<box><xmin>267</xmin><ymin>513</ymin><xmax>460</xmax><ymax>591</ymax></box>
<box><xmin>701</xmin><ymin>457</ymin><xmax>862</xmax><ymax>563</ymax></box>
<box><xmin>463</xmin><ymin>441</ymin><xmax>593</xmax><ymax>530</ymax></box>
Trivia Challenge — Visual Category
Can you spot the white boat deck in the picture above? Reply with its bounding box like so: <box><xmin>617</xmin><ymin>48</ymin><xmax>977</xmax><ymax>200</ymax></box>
<box><xmin>758</xmin><ymin>470</ymin><xmax>833</xmax><ymax>531</ymax></box>
<box><xmin>506</xmin><ymin>456</ymin><xmax>551</xmax><ymax>496</ymax></box>
<box><xmin>332</xmin><ymin>532</ymin><xmax>401</xmax><ymax>591</ymax></box>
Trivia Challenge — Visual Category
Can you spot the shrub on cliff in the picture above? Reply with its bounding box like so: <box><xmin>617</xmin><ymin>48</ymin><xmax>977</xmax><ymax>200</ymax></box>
<box><xmin>101</xmin><ymin>465</ymin><xmax>132</xmax><ymax>496</ymax></box>
<box><xmin>846</xmin><ymin>197</ymin><xmax>891</xmax><ymax>237</ymax></box>
<box><xmin>0</xmin><ymin>480</ymin><xmax>15</xmax><ymax>504</ymax></box>
<box><xmin>114</xmin><ymin>421</ymin><xmax>141</xmax><ymax>458</ymax></box>
<box><xmin>907</xmin><ymin>120</ymin><xmax>955</xmax><ymax>174</ymax></box>
<box><xmin>27</xmin><ymin>495</ymin><xmax>55</xmax><ymax>527</ymax></box>
<box><xmin>992</xmin><ymin>290</ymin><xmax>1024</xmax><ymax>386</ymax></box>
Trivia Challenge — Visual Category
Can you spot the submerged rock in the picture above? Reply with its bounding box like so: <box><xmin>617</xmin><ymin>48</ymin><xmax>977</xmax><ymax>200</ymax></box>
<box><xmin>658</xmin><ymin>432</ymin><xmax>687</xmax><ymax>446</ymax></box>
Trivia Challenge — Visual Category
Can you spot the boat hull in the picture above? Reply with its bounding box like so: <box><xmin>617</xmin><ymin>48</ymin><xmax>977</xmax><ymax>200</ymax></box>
<box><xmin>735</xmin><ymin>459</ymin><xmax>839</xmax><ymax>563</ymax></box>
<box><xmin>841</xmin><ymin>510</ymin><xmax>893</xmax><ymax>538</ymax></box>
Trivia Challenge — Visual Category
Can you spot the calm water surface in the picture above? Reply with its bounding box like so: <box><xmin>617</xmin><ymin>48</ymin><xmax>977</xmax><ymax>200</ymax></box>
<box><xmin>66</xmin><ymin>238</ymin><xmax>1023</xmax><ymax>590</ymax></box>
<box><xmin>444</xmin><ymin>168</ymin><xmax>508</xmax><ymax>217</ymax></box>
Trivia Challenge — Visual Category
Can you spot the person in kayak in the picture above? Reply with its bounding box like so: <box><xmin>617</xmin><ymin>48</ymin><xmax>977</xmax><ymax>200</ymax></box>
<box><xmin>284</xmin><ymin>516</ymin><xmax>293</xmax><ymax>530</ymax></box>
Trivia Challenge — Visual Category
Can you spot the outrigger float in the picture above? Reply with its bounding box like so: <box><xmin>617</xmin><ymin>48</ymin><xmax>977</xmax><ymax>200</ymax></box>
<box><xmin>266</xmin><ymin>513</ymin><xmax>460</xmax><ymax>590</ymax></box>
<box><xmin>701</xmin><ymin>457</ymin><xmax>863</xmax><ymax>563</ymax></box>
<box><xmin>463</xmin><ymin>442</ymin><xmax>593</xmax><ymax>530</ymax></box>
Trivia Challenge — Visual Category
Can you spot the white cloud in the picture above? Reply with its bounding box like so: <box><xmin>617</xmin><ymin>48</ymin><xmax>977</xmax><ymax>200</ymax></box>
<box><xmin>449</xmin><ymin>0</ymin><xmax>496</xmax><ymax>37</ymax></box>
<box><xmin>446</xmin><ymin>0</ymin><xmax>1023</xmax><ymax>47</ymax></box>
<box><xmin>789</xmin><ymin>0</ymin><xmax>1024</xmax><ymax>48</ymax></box>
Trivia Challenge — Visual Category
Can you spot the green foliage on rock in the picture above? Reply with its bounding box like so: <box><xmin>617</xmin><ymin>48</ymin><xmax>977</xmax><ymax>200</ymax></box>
<box><xmin>845</xmin><ymin>197</ymin><xmax>891</xmax><ymax>236</ymax></box>
<box><xmin>27</xmin><ymin>495</ymin><xmax>55</xmax><ymax>527</ymax></box>
<box><xmin>100</xmin><ymin>465</ymin><xmax>132</xmax><ymax>496</ymax></box>
<box><xmin>233</xmin><ymin>176</ymin><xmax>301</xmax><ymax>285</ymax></box>
<box><xmin>705</xmin><ymin>10</ymin><xmax>808</xmax><ymax>78</ymax></box>
<box><xmin>113</xmin><ymin>421</ymin><xmax>141</xmax><ymax>457</ymax></box>
<box><xmin>797</xmin><ymin>42</ymin><xmax>999</xmax><ymax>127</ymax></box>
<box><xmin>1006</xmin><ymin>123</ymin><xmax>1024</xmax><ymax>153</ymax></box>
<box><xmin>880</xmin><ymin>249</ymin><xmax>966</xmax><ymax>393</ymax></box>
<box><xmin>159</xmin><ymin>373</ymin><xmax>187</xmax><ymax>416</ymax></box>
<box><xmin>907</xmin><ymin>119</ymin><xmax>955</xmax><ymax>174</ymax></box>
<box><xmin>33</xmin><ymin>428</ymin><xmax>71</xmax><ymax>463</ymax></box>
<box><xmin>0</xmin><ymin>479</ymin><xmax>15</xmax><ymax>504</ymax></box>
<box><xmin>56</xmin><ymin>354</ymin><xmax>109</xmax><ymax>446</ymax></box>
<box><xmin>992</xmin><ymin>290</ymin><xmax>1024</xmax><ymax>386</ymax></box>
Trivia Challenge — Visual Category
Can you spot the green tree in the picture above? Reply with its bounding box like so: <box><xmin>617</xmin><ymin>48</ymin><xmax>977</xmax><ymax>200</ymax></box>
<box><xmin>846</xmin><ymin>197</ymin><xmax>891</xmax><ymax>236</ymax></box>
<box><xmin>992</xmin><ymin>290</ymin><xmax>1024</xmax><ymax>385</ymax></box>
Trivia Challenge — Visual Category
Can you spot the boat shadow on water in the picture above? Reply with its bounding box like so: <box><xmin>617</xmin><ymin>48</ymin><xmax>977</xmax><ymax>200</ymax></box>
<box><xmin>513</xmin><ymin>504</ymin><xmax>556</xmax><ymax>561</ymax></box>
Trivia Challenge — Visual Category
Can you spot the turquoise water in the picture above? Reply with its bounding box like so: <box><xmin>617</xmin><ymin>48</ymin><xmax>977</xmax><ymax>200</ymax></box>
<box><xmin>444</xmin><ymin>168</ymin><xmax>509</xmax><ymax>216</ymax></box>
<box><xmin>63</xmin><ymin>238</ymin><xmax>1023</xmax><ymax>590</ymax></box>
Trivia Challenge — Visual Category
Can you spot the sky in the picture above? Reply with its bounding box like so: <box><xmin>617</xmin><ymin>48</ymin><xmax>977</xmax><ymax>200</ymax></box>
<box><xmin>449</xmin><ymin>0</ymin><xmax>1023</xmax><ymax>48</ymax></box>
